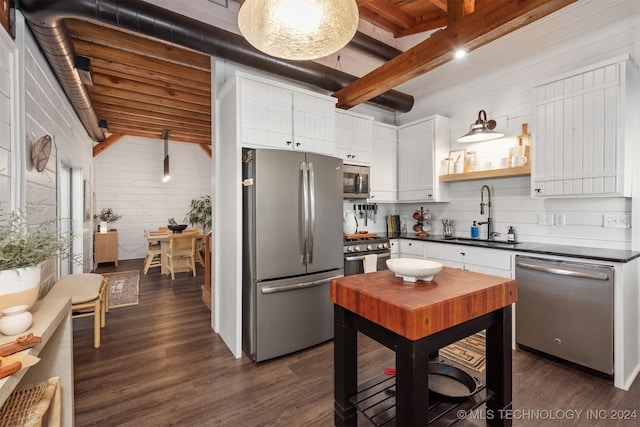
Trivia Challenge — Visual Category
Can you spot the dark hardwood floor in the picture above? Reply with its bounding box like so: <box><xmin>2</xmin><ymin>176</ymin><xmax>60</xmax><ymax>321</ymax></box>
<box><xmin>73</xmin><ymin>260</ymin><xmax>640</xmax><ymax>426</ymax></box>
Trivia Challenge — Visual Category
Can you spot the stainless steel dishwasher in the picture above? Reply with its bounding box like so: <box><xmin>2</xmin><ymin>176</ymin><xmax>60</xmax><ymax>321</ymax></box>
<box><xmin>515</xmin><ymin>255</ymin><xmax>614</xmax><ymax>376</ymax></box>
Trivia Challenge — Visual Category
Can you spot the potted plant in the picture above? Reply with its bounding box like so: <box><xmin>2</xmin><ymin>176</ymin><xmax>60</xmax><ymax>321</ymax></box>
<box><xmin>185</xmin><ymin>195</ymin><xmax>212</xmax><ymax>232</ymax></box>
<box><xmin>94</xmin><ymin>208</ymin><xmax>121</xmax><ymax>232</ymax></box>
<box><xmin>0</xmin><ymin>212</ymin><xmax>74</xmax><ymax>312</ymax></box>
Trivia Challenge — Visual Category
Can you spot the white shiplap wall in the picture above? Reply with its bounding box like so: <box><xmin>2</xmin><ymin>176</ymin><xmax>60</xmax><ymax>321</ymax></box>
<box><xmin>94</xmin><ymin>136</ymin><xmax>212</xmax><ymax>261</ymax></box>
<box><xmin>20</xmin><ymin>12</ymin><xmax>94</xmax><ymax>270</ymax></box>
<box><xmin>0</xmin><ymin>27</ymin><xmax>15</xmax><ymax>215</ymax></box>
<box><xmin>369</xmin><ymin>0</ymin><xmax>640</xmax><ymax>251</ymax></box>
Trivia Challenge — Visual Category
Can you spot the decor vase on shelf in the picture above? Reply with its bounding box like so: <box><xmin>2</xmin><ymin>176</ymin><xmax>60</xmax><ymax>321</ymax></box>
<box><xmin>0</xmin><ymin>212</ymin><xmax>75</xmax><ymax>313</ymax></box>
<box><xmin>0</xmin><ymin>305</ymin><xmax>33</xmax><ymax>335</ymax></box>
<box><xmin>94</xmin><ymin>208</ymin><xmax>121</xmax><ymax>233</ymax></box>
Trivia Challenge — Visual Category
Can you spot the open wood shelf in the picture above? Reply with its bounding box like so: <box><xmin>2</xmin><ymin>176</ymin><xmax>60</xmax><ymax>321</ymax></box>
<box><xmin>351</xmin><ymin>374</ymin><xmax>492</xmax><ymax>426</ymax></box>
<box><xmin>439</xmin><ymin>165</ymin><xmax>530</xmax><ymax>182</ymax></box>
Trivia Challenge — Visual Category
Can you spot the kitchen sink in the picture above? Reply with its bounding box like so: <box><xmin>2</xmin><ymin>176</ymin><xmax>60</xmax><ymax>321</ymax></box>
<box><xmin>443</xmin><ymin>237</ymin><xmax>521</xmax><ymax>248</ymax></box>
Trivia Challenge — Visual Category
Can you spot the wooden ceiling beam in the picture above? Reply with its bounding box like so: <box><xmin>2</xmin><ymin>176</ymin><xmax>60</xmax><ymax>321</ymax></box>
<box><xmin>358</xmin><ymin>0</ymin><xmax>416</xmax><ymax>30</ymax></box>
<box><xmin>92</xmin><ymin>133</ymin><xmax>124</xmax><ymax>157</ymax></box>
<box><xmin>199</xmin><ymin>144</ymin><xmax>212</xmax><ymax>157</ymax></box>
<box><xmin>335</xmin><ymin>0</ymin><xmax>577</xmax><ymax>109</ymax></box>
<box><xmin>447</xmin><ymin>0</ymin><xmax>475</xmax><ymax>26</ymax></box>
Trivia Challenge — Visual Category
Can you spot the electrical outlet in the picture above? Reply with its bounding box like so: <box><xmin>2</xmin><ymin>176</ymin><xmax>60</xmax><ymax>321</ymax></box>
<box><xmin>554</xmin><ymin>213</ymin><xmax>565</xmax><ymax>226</ymax></box>
<box><xmin>537</xmin><ymin>214</ymin><xmax>554</xmax><ymax>226</ymax></box>
<box><xmin>603</xmin><ymin>214</ymin><xmax>631</xmax><ymax>228</ymax></box>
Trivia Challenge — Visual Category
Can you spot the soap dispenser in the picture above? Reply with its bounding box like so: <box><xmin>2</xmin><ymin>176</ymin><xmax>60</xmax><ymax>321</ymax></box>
<box><xmin>471</xmin><ymin>221</ymin><xmax>479</xmax><ymax>239</ymax></box>
<box><xmin>507</xmin><ymin>226</ymin><xmax>517</xmax><ymax>243</ymax></box>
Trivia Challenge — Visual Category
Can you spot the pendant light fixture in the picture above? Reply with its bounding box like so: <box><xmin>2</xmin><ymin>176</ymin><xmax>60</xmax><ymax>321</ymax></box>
<box><xmin>238</xmin><ymin>0</ymin><xmax>359</xmax><ymax>61</ymax></box>
<box><xmin>162</xmin><ymin>130</ymin><xmax>171</xmax><ymax>183</ymax></box>
<box><xmin>457</xmin><ymin>110</ymin><xmax>504</xmax><ymax>143</ymax></box>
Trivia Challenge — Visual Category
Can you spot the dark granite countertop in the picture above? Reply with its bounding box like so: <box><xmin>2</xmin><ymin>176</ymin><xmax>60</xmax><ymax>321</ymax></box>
<box><xmin>389</xmin><ymin>234</ymin><xmax>640</xmax><ymax>263</ymax></box>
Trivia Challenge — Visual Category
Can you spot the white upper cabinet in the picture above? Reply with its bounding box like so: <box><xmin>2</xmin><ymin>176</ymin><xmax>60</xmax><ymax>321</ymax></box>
<box><xmin>236</xmin><ymin>73</ymin><xmax>336</xmax><ymax>156</ymax></box>
<box><xmin>397</xmin><ymin>115</ymin><xmax>451</xmax><ymax>202</ymax></box>
<box><xmin>370</xmin><ymin>122</ymin><xmax>397</xmax><ymax>202</ymax></box>
<box><xmin>531</xmin><ymin>56</ymin><xmax>637</xmax><ymax>198</ymax></box>
<box><xmin>335</xmin><ymin>110</ymin><xmax>373</xmax><ymax>165</ymax></box>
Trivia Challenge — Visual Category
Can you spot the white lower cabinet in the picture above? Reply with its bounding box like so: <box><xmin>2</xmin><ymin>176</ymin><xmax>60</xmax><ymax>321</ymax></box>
<box><xmin>425</xmin><ymin>243</ymin><xmax>513</xmax><ymax>278</ymax></box>
<box><xmin>389</xmin><ymin>239</ymin><xmax>400</xmax><ymax>258</ymax></box>
<box><xmin>399</xmin><ymin>240</ymin><xmax>426</xmax><ymax>259</ymax></box>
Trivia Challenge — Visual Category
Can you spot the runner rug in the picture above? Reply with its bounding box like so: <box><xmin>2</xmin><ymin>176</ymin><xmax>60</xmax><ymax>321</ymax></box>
<box><xmin>440</xmin><ymin>333</ymin><xmax>486</xmax><ymax>372</ymax></box>
<box><xmin>102</xmin><ymin>270</ymin><xmax>139</xmax><ymax>309</ymax></box>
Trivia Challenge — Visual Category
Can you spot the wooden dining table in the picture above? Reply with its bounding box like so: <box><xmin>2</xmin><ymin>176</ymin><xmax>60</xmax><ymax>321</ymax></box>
<box><xmin>146</xmin><ymin>230</ymin><xmax>204</xmax><ymax>275</ymax></box>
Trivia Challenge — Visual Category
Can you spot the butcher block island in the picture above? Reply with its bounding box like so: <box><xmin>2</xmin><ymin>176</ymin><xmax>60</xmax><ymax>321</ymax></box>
<box><xmin>330</xmin><ymin>267</ymin><xmax>518</xmax><ymax>427</ymax></box>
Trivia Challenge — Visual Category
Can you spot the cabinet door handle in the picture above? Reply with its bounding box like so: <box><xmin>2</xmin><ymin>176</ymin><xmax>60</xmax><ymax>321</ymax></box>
<box><xmin>296</xmin><ymin>142</ymin><xmax>301</xmax><ymax>147</ymax></box>
<box><xmin>534</xmin><ymin>188</ymin><xmax>541</xmax><ymax>193</ymax></box>
<box><xmin>286</xmin><ymin>141</ymin><xmax>292</xmax><ymax>145</ymax></box>
<box><xmin>460</xmin><ymin>252</ymin><xmax>465</xmax><ymax>256</ymax></box>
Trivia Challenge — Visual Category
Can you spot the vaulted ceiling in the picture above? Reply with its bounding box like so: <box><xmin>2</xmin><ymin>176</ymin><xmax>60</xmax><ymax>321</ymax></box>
<box><xmin>28</xmin><ymin>0</ymin><xmax>576</xmax><ymax>154</ymax></box>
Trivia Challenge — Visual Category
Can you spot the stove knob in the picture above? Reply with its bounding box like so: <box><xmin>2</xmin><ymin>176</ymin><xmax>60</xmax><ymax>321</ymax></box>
<box><xmin>348</xmin><ymin>246</ymin><xmax>355</xmax><ymax>252</ymax></box>
<box><xmin>366</xmin><ymin>244</ymin><xmax>374</xmax><ymax>251</ymax></box>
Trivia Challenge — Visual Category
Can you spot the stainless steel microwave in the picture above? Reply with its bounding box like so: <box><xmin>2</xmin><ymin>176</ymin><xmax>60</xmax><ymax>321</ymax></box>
<box><xmin>343</xmin><ymin>165</ymin><xmax>370</xmax><ymax>199</ymax></box>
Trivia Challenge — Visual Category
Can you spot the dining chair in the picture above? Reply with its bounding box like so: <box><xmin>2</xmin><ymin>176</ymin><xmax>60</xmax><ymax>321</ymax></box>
<box><xmin>165</xmin><ymin>233</ymin><xmax>197</xmax><ymax>280</ymax></box>
<box><xmin>143</xmin><ymin>230</ymin><xmax>163</xmax><ymax>274</ymax></box>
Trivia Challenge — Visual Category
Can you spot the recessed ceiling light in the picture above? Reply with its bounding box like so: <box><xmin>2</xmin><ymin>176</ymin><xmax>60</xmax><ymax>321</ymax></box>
<box><xmin>454</xmin><ymin>49</ymin><xmax>467</xmax><ymax>59</ymax></box>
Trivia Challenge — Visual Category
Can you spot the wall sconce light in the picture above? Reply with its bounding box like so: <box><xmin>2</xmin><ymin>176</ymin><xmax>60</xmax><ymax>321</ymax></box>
<box><xmin>238</xmin><ymin>0</ymin><xmax>359</xmax><ymax>60</ymax></box>
<box><xmin>162</xmin><ymin>130</ymin><xmax>171</xmax><ymax>183</ymax></box>
<box><xmin>74</xmin><ymin>55</ymin><xmax>93</xmax><ymax>86</ymax></box>
<box><xmin>456</xmin><ymin>110</ymin><xmax>504</xmax><ymax>143</ymax></box>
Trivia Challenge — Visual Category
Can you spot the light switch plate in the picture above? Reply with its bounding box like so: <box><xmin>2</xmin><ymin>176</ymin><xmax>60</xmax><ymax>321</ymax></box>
<box><xmin>537</xmin><ymin>214</ymin><xmax>554</xmax><ymax>226</ymax></box>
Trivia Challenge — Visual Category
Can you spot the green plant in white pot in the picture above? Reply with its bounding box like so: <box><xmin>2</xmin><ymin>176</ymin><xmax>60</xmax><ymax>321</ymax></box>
<box><xmin>94</xmin><ymin>208</ymin><xmax>121</xmax><ymax>232</ymax></box>
<box><xmin>0</xmin><ymin>213</ymin><xmax>74</xmax><ymax>312</ymax></box>
<box><xmin>185</xmin><ymin>195</ymin><xmax>212</xmax><ymax>232</ymax></box>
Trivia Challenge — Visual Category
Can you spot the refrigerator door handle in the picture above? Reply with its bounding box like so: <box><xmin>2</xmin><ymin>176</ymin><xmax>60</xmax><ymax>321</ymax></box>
<box><xmin>260</xmin><ymin>275</ymin><xmax>343</xmax><ymax>294</ymax></box>
<box><xmin>308</xmin><ymin>161</ymin><xmax>315</xmax><ymax>264</ymax></box>
<box><xmin>300</xmin><ymin>161</ymin><xmax>310</xmax><ymax>264</ymax></box>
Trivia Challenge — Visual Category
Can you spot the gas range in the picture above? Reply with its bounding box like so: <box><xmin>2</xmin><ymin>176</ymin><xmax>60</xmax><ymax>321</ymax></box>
<box><xmin>343</xmin><ymin>235</ymin><xmax>390</xmax><ymax>255</ymax></box>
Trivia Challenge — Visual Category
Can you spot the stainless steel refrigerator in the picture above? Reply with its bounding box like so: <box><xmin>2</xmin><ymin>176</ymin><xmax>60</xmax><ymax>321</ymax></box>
<box><xmin>242</xmin><ymin>148</ymin><xmax>344</xmax><ymax>362</ymax></box>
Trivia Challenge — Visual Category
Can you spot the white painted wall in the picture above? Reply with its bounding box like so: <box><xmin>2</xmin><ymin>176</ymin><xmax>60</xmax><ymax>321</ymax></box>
<box><xmin>93</xmin><ymin>136</ymin><xmax>212</xmax><ymax>261</ymax></box>
<box><xmin>354</xmin><ymin>0</ymin><xmax>639</xmax><ymax>251</ymax></box>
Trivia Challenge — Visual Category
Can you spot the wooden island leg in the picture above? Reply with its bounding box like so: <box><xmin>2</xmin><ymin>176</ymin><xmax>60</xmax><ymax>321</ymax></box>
<box><xmin>395</xmin><ymin>336</ymin><xmax>429</xmax><ymax>425</ymax></box>
<box><xmin>486</xmin><ymin>306</ymin><xmax>513</xmax><ymax>427</ymax></box>
<box><xmin>334</xmin><ymin>305</ymin><xmax>358</xmax><ymax>426</ymax></box>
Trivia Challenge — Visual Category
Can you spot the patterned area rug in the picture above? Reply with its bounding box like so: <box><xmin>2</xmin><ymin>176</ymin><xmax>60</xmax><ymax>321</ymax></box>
<box><xmin>102</xmin><ymin>271</ymin><xmax>139</xmax><ymax>309</ymax></box>
<box><xmin>440</xmin><ymin>333</ymin><xmax>486</xmax><ymax>372</ymax></box>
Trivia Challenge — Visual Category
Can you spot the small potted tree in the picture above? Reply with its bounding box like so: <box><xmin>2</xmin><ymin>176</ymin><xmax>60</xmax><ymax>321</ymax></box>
<box><xmin>185</xmin><ymin>195</ymin><xmax>212</xmax><ymax>233</ymax></box>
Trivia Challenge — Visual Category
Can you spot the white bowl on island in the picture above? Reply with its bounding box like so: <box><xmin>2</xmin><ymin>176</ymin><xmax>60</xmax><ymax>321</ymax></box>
<box><xmin>386</xmin><ymin>258</ymin><xmax>443</xmax><ymax>283</ymax></box>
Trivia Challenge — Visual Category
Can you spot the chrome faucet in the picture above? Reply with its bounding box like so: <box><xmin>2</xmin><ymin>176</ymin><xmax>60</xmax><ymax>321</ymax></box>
<box><xmin>478</xmin><ymin>185</ymin><xmax>493</xmax><ymax>240</ymax></box>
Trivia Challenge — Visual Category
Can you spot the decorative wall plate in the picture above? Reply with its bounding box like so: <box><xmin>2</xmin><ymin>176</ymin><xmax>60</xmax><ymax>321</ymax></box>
<box><xmin>31</xmin><ymin>135</ymin><xmax>52</xmax><ymax>172</ymax></box>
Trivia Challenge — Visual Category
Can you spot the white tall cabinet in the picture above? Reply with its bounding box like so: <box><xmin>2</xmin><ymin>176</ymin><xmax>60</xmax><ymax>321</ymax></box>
<box><xmin>532</xmin><ymin>56</ymin><xmax>637</xmax><ymax>198</ymax></box>
<box><xmin>397</xmin><ymin>115</ymin><xmax>451</xmax><ymax>202</ymax></box>
<box><xmin>370</xmin><ymin>122</ymin><xmax>397</xmax><ymax>202</ymax></box>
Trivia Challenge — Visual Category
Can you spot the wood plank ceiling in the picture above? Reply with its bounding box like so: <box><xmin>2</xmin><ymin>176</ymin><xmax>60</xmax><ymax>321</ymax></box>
<box><xmin>64</xmin><ymin>0</ymin><xmax>576</xmax><ymax>153</ymax></box>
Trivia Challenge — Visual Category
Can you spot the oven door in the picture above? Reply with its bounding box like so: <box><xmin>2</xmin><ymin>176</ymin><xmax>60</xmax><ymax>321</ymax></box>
<box><xmin>344</xmin><ymin>250</ymin><xmax>391</xmax><ymax>276</ymax></box>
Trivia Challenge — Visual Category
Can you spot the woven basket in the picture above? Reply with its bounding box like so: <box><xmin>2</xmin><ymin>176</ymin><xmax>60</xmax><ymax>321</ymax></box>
<box><xmin>0</xmin><ymin>376</ymin><xmax>60</xmax><ymax>427</ymax></box>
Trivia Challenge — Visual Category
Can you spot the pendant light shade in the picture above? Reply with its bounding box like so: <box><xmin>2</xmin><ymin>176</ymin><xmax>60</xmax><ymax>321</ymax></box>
<box><xmin>162</xmin><ymin>130</ymin><xmax>171</xmax><ymax>183</ymax></box>
<box><xmin>238</xmin><ymin>0</ymin><xmax>359</xmax><ymax>61</ymax></box>
<box><xmin>457</xmin><ymin>110</ymin><xmax>504</xmax><ymax>143</ymax></box>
